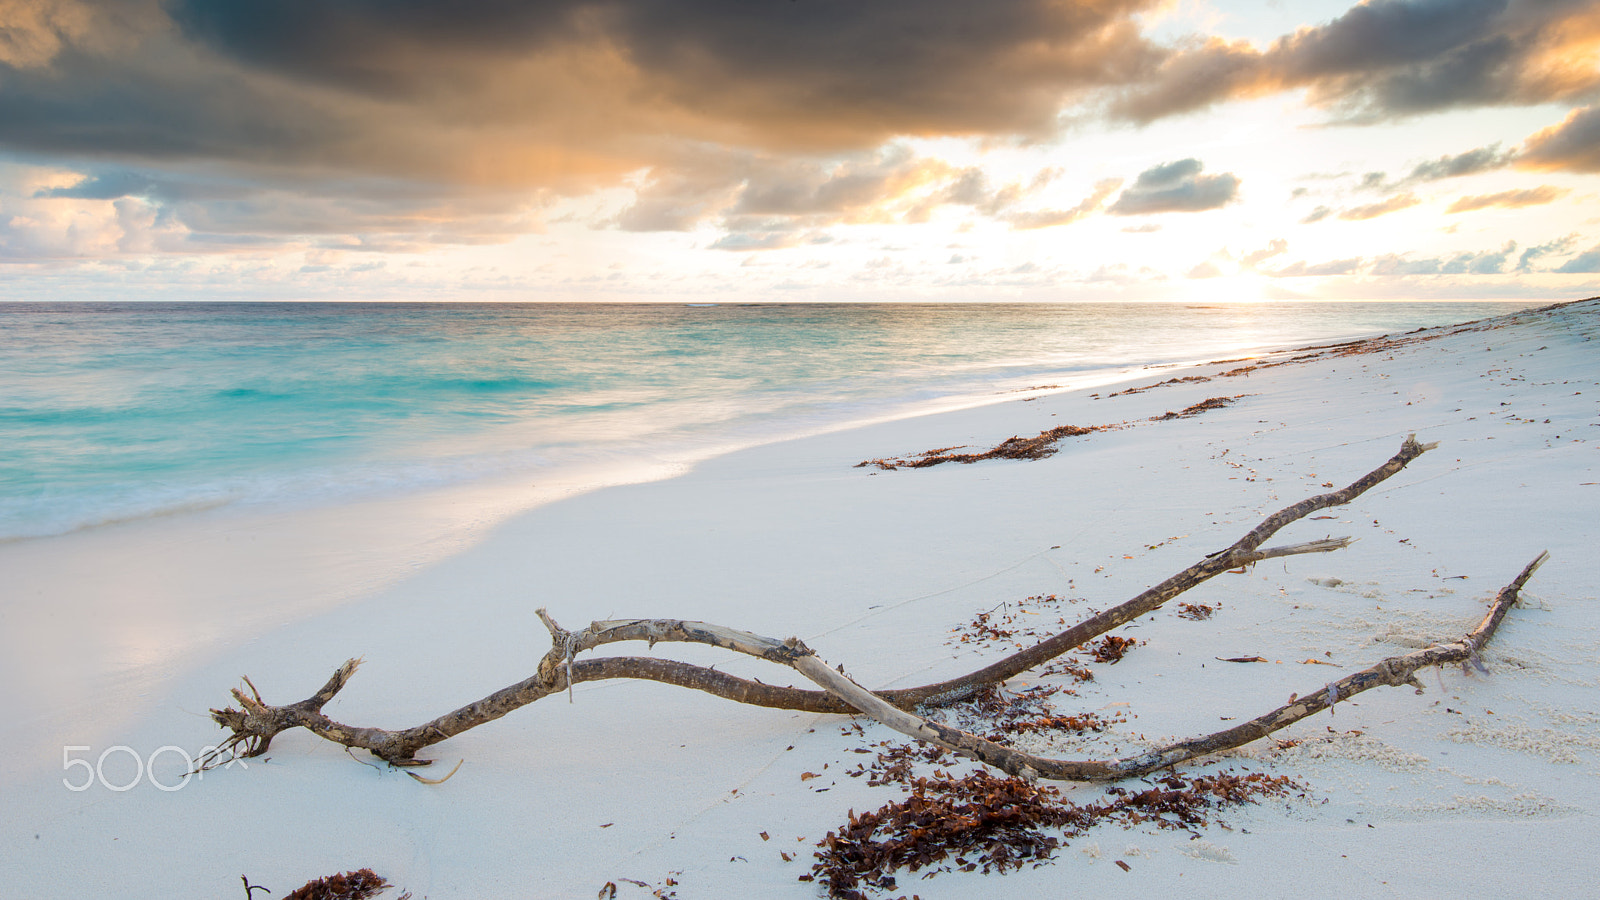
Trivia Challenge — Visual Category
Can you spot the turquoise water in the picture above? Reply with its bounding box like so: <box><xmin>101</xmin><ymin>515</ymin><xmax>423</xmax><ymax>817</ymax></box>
<box><xmin>0</xmin><ymin>300</ymin><xmax>1535</xmax><ymax>541</ymax></box>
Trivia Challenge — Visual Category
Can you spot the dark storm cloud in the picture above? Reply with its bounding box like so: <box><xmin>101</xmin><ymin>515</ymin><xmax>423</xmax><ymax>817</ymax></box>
<box><xmin>0</xmin><ymin>46</ymin><xmax>358</xmax><ymax>164</ymax></box>
<box><xmin>1112</xmin><ymin>0</ymin><xmax>1600</xmax><ymax>123</ymax></box>
<box><xmin>1106</xmin><ymin>159</ymin><xmax>1239</xmax><ymax>215</ymax></box>
<box><xmin>166</xmin><ymin>0</ymin><xmax>1167</xmax><ymax>150</ymax></box>
<box><xmin>167</xmin><ymin>0</ymin><xmax>591</xmax><ymax>95</ymax></box>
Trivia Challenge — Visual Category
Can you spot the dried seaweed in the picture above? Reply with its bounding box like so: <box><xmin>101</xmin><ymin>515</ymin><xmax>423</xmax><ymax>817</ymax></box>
<box><xmin>1106</xmin><ymin>374</ymin><xmax>1213</xmax><ymax>397</ymax></box>
<box><xmin>806</xmin><ymin>769</ymin><xmax>1301</xmax><ymax>898</ymax></box>
<box><xmin>1154</xmin><ymin>395</ymin><xmax>1244</xmax><ymax>421</ymax></box>
<box><xmin>946</xmin><ymin>594</ymin><xmax>1085</xmax><ymax>652</ymax></box>
<box><xmin>1089</xmin><ymin>635</ymin><xmax>1140</xmax><ymax>664</ymax></box>
<box><xmin>282</xmin><ymin>869</ymin><xmax>401</xmax><ymax>900</ymax></box>
<box><xmin>856</xmin><ymin>424</ymin><xmax>1099</xmax><ymax>470</ymax></box>
<box><xmin>857</xmin><ymin>392</ymin><xmax>1246</xmax><ymax>471</ymax></box>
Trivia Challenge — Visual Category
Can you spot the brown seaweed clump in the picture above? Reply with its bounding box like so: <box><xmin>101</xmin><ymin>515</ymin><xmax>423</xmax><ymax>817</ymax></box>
<box><xmin>282</xmin><ymin>869</ymin><xmax>402</xmax><ymax>900</ymax></box>
<box><xmin>805</xmin><ymin>769</ymin><xmax>1301</xmax><ymax>898</ymax></box>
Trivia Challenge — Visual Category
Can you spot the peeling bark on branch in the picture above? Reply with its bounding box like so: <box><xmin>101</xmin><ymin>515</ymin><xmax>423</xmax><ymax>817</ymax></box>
<box><xmin>208</xmin><ymin>435</ymin><xmax>1532</xmax><ymax>784</ymax></box>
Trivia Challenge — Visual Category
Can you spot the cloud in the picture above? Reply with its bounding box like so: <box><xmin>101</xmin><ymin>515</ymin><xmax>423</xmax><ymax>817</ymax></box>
<box><xmin>1441</xmin><ymin>240</ymin><xmax>1517</xmax><ymax>273</ymax></box>
<box><xmin>1406</xmin><ymin>144</ymin><xmax>1515</xmax><ymax>180</ymax></box>
<box><xmin>1004</xmin><ymin>178</ymin><xmax>1123</xmax><ymax>229</ymax></box>
<box><xmin>163</xmin><ymin>0</ymin><xmax>1167</xmax><ymax>156</ymax></box>
<box><xmin>1241</xmin><ymin>238</ymin><xmax>1289</xmax><ymax>267</ymax></box>
<box><xmin>1446</xmin><ymin>185</ymin><xmax>1567</xmax><ymax>212</ymax></box>
<box><xmin>1107</xmin><ymin>159</ymin><xmax>1239</xmax><ymax>215</ymax></box>
<box><xmin>1267</xmin><ymin>240</ymin><xmax>1532</xmax><ymax>277</ymax></box>
<box><xmin>1337</xmin><ymin>192</ymin><xmax>1421</xmax><ymax>220</ymax></box>
<box><xmin>615</xmin><ymin>146</ymin><xmax>1070</xmax><ymax>246</ymax></box>
<box><xmin>707</xmin><ymin>230</ymin><xmax>813</xmax><ymax>252</ymax></box>
<box><xmin>1112</xmin><ymin>0</ymin><xmax>1600</xmax><ymax>123</ymax></box>
<box><xmin>1555</xmin><ymin>244</ymin><xmax>1600</xmax><ymax>272</ymax></box>
<box><xmin>1518</xmin><ymin>105</ymin><xmax>1600</xmax><ymax>173</ymax></box>
<box><xmin>0</xmin><ymin>0</ymin><xmax>1179</xmax><ymax>265</ymax></box>
<box><xmin>1265</xmin><ymin>257</ymin><xmax>1364</xmax><ymax>277</ymax></box>
<box><xmin>1367</xmin><ymin>253</ymin><xmax>1444</xmax><ymax>275</ymax></box>
<box><xmin>1300</xmin><ymin>205</ymin><xmax>1333</xmax><ymax>224</ymax></box>
<box><xmin>1517</xmin><ymin>234</ymin><xmax>1576</xmax><ymax>271</ymax></box>
<box><xmin>0</xmin><ymin>158</ymin><xmax>550</xmax><ymax>257</ymax></box>
<box><xmin>1368</xmin><ymin>241</ymin><xmax>1518</xmax><ymax>274</ymax></box>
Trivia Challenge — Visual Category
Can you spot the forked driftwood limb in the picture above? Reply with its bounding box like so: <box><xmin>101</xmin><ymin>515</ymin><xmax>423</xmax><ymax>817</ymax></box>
<box><xmin>209</xmin><ymin>435</ymin><xmax>1540</xmax><ymax>782</ymax></box>
<box><xmin>790</xmin><ymin>550</ymin><xmax>1547</xmax><ymax>781</ymax></box>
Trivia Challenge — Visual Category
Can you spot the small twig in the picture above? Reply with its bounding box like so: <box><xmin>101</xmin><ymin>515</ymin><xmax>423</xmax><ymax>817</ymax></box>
<box><xmin>345</xmin><ymin>747</ymin><xmax>382</xmax><ymax>771</ymax></box>
<box><xmin>407</xmin><ymin>759</ymin><xmax>464</xmax><ymax>785</ymax></box>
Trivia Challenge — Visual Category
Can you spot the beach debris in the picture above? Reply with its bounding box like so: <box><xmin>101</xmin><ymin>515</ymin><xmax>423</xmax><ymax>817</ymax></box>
<box><xmin>1178</xmin><ymin>602</ymin><xmax>1216</xmax><ymax>620</ymax></box>
<box><xmin>855</xmin><ymin>423</ymin><xmax>1100</xmax><ymax>469</ymax></box>
<box><xmin>404</xmin><ymin>758</ymin><xmax>463</xmax><ymax>785</ymax></box>
<box><xmin>611</xmin><ymin>876</ymin><xmax>678</xmax><ymax>899</ymax></box>
<box><xmin>1107</xmin><ymin>374</ymin><xmax>1213</xmax><ymax>397</ymax></box>
<box><xmin>1217</xmin><ymin>656</ymin><xmax>1269</xmax><ymax>664</ymax></box>
<box><xmin>855</xmin><ymin>395</ymin><xmax>1249</xmax><ymax>470</ymax></box>
<box><xmin>1154</xmin><ymin>395</ymin><xmax>1246</xmax><ymax>421</ymax></box>
<box><xmin>279</xmin><ymin>869</ymin><xmax>400</xmax><ymax>900</ymax></box>
<box><xmin>1090</xmin><ymin>635</ymin><xmax>1140</xmax><ymax>664</ymax></box>
<box><xmin>807</xmin><ymin>764</ymin><xmax>1298</xmax><ymax>898</ymax></box>
<box><xmin>205</xmin><ymin>437</ymin><xmax>1547</xmax><ymax>792</ymax></box>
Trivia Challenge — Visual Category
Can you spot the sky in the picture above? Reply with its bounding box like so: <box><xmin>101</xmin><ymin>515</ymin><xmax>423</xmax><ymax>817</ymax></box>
<box><xmin>1</xmin><ymin>0</ymin><xmax>1599</xmax><ymax>303</ymax></box>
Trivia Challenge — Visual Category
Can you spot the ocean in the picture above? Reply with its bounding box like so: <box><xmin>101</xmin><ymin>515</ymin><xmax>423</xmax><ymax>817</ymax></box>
<box><xmin>0</xmin><ymin>300</ymin><xmax>1537</xmax><ymax>543</ymax></box>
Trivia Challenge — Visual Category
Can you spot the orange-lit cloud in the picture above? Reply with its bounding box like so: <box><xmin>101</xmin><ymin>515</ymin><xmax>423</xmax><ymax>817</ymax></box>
<box><xmin>1519</xmin><ymin>105</ymin><xmax>1600</xmax><ymax>172</ymax></box>
<box><xmin>1446</xmin><ymin>185</ymin><xmax>1568</xmax><ymax>212</ymax></box>
<box><xmin>1337</xmin><ymin>192</ymin><xmax>1422</xmax><ymax>220</ymax></box>
<box><xmin>1114</xmin><ymin>0</ymin><xmax>1600</xmax><ymax>123</ymax></box>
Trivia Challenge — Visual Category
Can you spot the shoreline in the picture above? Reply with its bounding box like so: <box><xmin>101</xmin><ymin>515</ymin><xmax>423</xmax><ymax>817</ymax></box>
<box><xmin>3</xmin><ymin>298</ymin><xmax>1597</xmax><ymax>897</ymax></box>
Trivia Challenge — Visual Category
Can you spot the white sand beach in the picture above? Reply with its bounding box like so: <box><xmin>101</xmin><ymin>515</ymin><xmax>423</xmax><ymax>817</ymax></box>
<box><xmin>3</xmin><ymin>299</ymin><xmax>1598</xmax><ymax>899</ymax></box>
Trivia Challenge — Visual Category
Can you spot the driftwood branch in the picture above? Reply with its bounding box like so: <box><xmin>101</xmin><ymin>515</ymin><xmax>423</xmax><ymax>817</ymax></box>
<box><xmin>208</xmin><ymin>434</ymin><xmax>1526</xmax><ymax>783</ymax></box>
